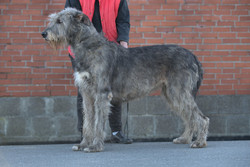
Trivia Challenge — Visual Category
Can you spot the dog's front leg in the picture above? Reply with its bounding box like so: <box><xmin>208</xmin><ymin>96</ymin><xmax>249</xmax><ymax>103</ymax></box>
<box><xmin>83</xmin><ymin>89</ymin><xmax>112</xmax><ymax>153</ymax></box>
<box><xmin>72</xmin><ymin>91</ymin><xmax>95</xmax><ymax>151</ymax></box>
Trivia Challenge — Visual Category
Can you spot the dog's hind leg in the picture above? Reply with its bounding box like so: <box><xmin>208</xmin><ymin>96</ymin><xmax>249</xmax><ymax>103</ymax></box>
<box><xmin>190</xmin><ymin>107</ymin><xmax>209</xmax><ymax>148</ymax></box>
<box><xmin>163</xmin><ymin>85</ymin><xmax>193</xmax><ymax>144</ymax></box>
<box><xmin>83</xmin><ymin>92</ymin><xmax>112</xmax><ymax>152</ymax></box>
<box><xmin>162</xmin><ymin>77</ymin><xmax>209</xmax><ymax>148</ymax></box>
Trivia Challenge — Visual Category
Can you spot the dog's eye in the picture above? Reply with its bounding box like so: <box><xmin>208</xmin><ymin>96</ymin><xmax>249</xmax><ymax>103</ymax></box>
<box><xmin>56</xmin><ymin>19</ymin><xmax>62</xmax><ymax>24</ymax></box>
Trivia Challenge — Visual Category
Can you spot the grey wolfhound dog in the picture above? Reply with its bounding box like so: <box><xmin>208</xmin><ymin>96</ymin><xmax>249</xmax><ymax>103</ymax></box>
<box><xmin>42</xmin><ymin>8</ymin><xmax>209</xmax><ymax>153</ymax></box>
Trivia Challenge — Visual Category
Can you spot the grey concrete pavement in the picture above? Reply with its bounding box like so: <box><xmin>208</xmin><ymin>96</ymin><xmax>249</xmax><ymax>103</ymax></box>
<box><xmin>0</xmin><ymin>141</ymin><xmax>250</xmax><ymax>167</ymax></box>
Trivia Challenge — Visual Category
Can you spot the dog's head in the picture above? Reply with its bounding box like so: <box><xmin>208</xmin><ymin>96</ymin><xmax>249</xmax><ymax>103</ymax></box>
<box><xmin>41</xmin><ymin>8</ymin><xmax>94</xmax><ymax>49</ymax></box>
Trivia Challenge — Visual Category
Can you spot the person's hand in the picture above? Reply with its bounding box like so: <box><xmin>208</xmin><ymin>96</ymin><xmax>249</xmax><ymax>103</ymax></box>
<box><xmin>120</xmin><ymin>41</ymin><xmax>128</xmax><ymax>48</ymax></box>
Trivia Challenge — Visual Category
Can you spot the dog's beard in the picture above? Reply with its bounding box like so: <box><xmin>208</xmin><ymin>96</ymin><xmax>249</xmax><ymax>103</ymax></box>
<box><xmin>46</xmin><ymin>33</ymin><xmax>67</xmax><ymax>50</ymax></box>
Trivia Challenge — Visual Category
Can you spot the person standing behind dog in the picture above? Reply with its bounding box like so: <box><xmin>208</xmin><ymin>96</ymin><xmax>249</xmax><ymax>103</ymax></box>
<box><xmin>65</xmin><ymin>0</ymin><xmax>132</xmax><ymax>144</ymax></box>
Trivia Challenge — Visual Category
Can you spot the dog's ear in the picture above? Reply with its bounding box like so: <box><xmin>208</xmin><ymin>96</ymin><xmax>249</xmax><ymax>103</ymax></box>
<box><xmin>74</xmin><ymin>12</ymin><xmax>91</xmax><ymax>26</ymax></box>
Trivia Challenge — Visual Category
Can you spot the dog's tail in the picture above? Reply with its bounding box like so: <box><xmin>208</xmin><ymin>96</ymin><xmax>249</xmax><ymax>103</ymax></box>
<box><xmin>192</xmin><ymin>56</ymin><xmax>203</xmax><ymax>99</ymax></box>
<box><xmin>197</xmin><ymin>60</ymin><xmax>203</xmax><ymax>93</ymax></box>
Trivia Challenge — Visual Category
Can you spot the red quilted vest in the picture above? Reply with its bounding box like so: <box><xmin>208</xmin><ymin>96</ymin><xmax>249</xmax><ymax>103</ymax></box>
<box><xmin>80</xmin><ymin>0</ymin><xmax>120</xmax><ymax>42</ymax></box>
<box><xmin>68</xmin><ymin>0</ymin><xmax>120</xmax><ymax>56</ymax></box>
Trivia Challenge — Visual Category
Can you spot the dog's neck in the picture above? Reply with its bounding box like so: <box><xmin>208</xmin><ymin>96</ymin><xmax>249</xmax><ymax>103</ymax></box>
<box><xmin>70</xmin><ymin>31</ymin><xmax>108</xmax><ymax>56</ymax></box>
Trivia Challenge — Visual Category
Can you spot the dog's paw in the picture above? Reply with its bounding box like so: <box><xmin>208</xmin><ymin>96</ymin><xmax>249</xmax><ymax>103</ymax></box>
<box><xmin>83</xmin><ymin>145</ymin><xmax>103</xmax><ymax>153</ymax></box>
<box><xmin>173</xmin><ymin>137</ymin><xmax>190</xmax><ymax>144</ymax></box>
<box><xmin>190</xmin><ymin>141</ymin><xmax>207</xmax><ymax>148</ymax></box>
<box><xmin>72</xmin><ymin>145</ymin><xmax>82</xmax><ymax>151</ymax></box>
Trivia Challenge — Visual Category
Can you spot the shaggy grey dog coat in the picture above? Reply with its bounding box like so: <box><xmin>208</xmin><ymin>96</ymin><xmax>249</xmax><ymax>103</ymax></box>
<box><xmin>42</xmin><ymin>8</ymin><xmax>209</xmax><ymax>153</ymax></box>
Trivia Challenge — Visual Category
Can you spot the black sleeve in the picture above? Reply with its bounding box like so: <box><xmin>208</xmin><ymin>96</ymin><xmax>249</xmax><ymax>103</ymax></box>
<box><xmin>65</xmin><ymin>0</ymin><xmax>82</xmax><ymax>11</ymax></box>
<box><xmin>65</xmin><ymin>0</ymin><xmax>82</xmax><ymax>62</ymax></box>
<box><xmin>116</xmin><ymin>0</ymin><xmax>130</xmax><ymax>43</ymax></box>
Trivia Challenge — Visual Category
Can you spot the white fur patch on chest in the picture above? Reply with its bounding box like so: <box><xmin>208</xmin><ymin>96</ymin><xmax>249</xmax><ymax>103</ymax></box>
<box><xmin>74</xmin><ymin>71</ymin><xmax>90</xmax><ymax>88</ymax></box>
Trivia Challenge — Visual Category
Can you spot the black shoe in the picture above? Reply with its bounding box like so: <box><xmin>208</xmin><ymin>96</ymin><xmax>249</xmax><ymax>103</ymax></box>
<box><xmin>111</xmin><ymin>131</ymin><xmax>133</xmax><ymax>144</ymax></box>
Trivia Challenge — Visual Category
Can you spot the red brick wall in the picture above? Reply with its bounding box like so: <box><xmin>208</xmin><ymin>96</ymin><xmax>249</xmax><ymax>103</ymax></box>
<box><xmin>0</xmin><ymin>0</ymin><xmax>249</xmax><ymax>97</ymax></box>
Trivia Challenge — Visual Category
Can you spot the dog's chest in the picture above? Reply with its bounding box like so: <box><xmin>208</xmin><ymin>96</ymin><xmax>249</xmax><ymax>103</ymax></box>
<box><xmin>74</xmin><ymin>71</ymin><xmax>92</xmax><ymax>89</ymax></box>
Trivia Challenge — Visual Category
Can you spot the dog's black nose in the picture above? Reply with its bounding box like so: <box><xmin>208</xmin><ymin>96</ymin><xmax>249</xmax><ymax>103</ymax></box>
<box><xmin>41</xmin><ymin>31</ymin><xmax>47</xmax><ymax>38</ymax></box>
